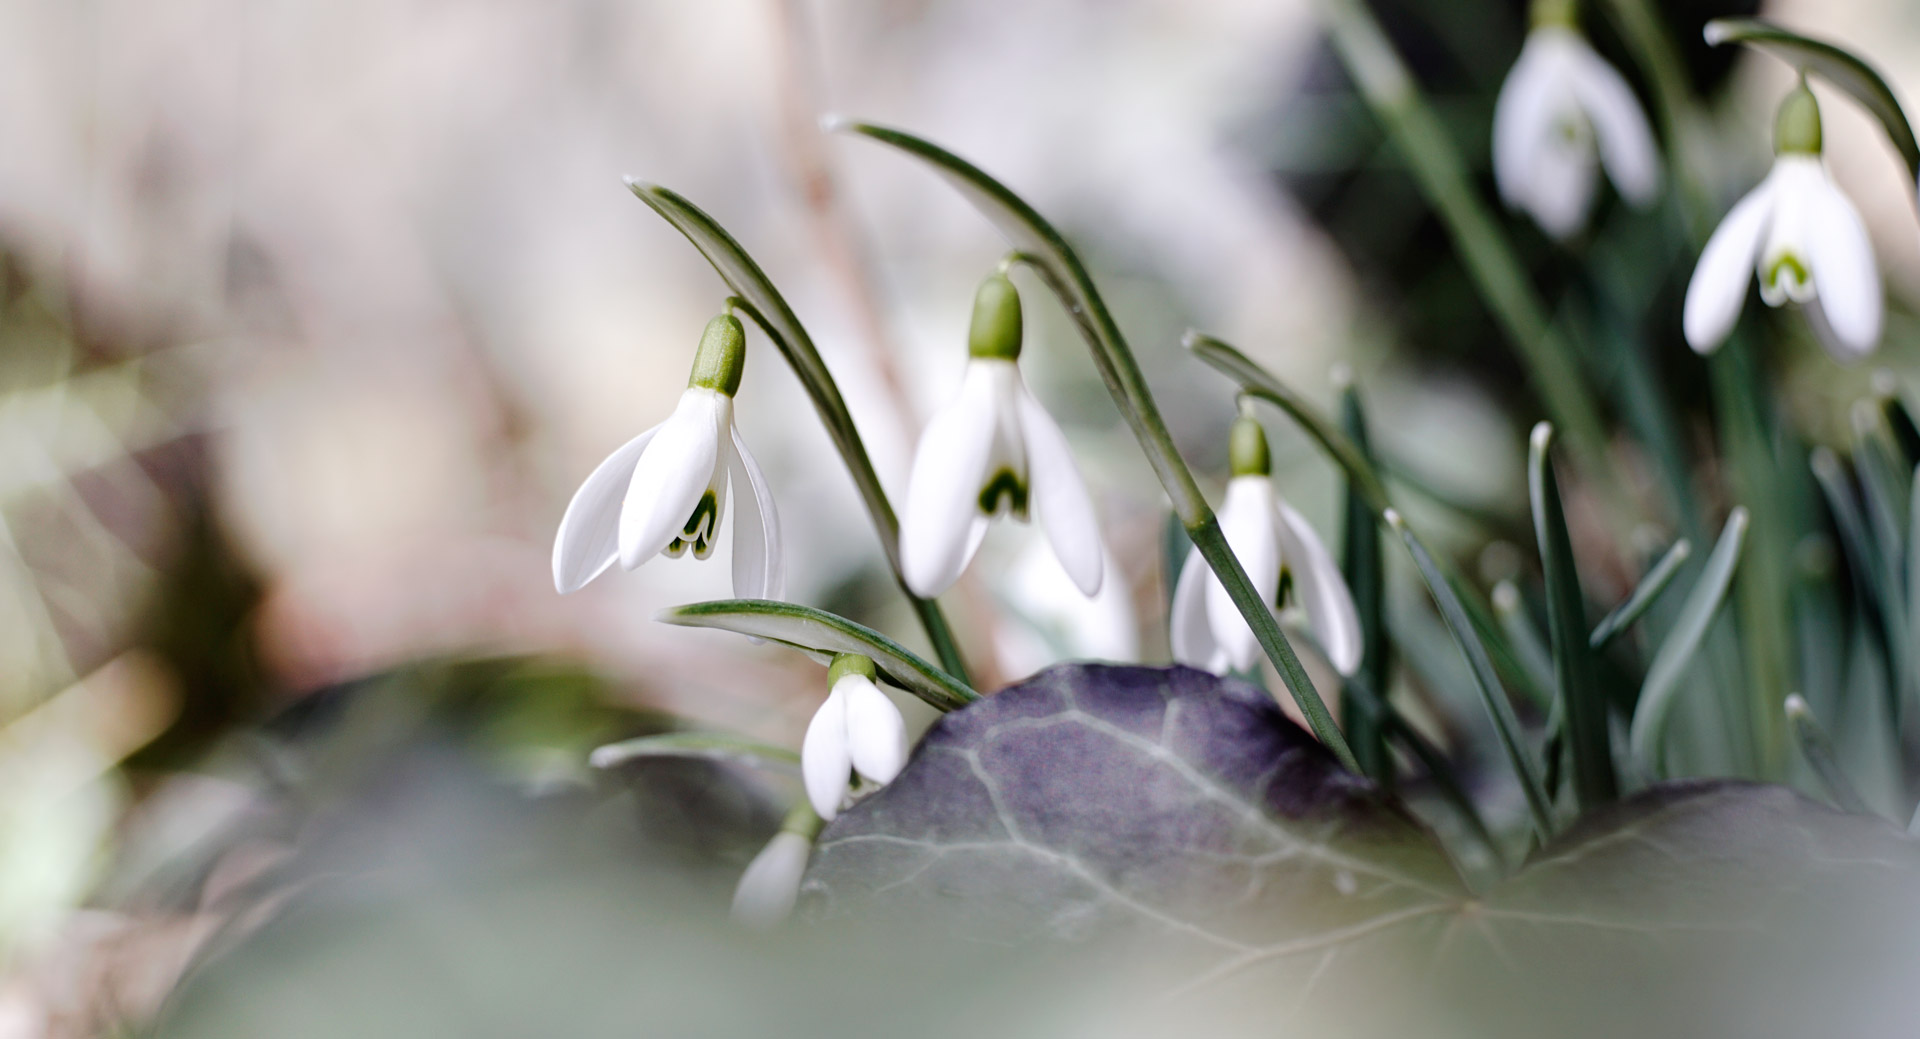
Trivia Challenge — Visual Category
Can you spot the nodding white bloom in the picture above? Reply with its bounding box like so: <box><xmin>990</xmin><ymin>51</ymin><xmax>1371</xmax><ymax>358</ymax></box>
<box><xmin>801</xmin><ymin>654</ymin><xmax>909</xmax><ymax>822</ymax></box>
<box><xmin>552</xmin><ymin>313</ymin><xmax>784</xmax><ymax>597</ymax></box>
<box><xmin>1684</xmin><ymin>82</ymin><xmax>1881</xmax><ymax>361</ymax></box>
<box><xmin>1492</xmin><ymin>0</ymin><xmax>1660</xmax><ymax>239</ymax></box>
<box><xmin>1169</xmin><ymin>413</ymin><xmax>1362</xmax><ymax>677</ymax></box>
<box><xmin>730</xmin><ymin>805</ymin><xmax>821</xmax><ymax>928</ymax></box>
<box><xmin>900</xmin><ymin>273</ymin><xmax>1104</xmax><ymax>599</ymax></box>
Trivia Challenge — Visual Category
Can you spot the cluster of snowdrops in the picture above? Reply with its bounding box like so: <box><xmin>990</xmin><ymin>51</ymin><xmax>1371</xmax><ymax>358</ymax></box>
<box><xmin>551</xmin><ymin>2</ymin><xmax>1919</xmax><ymax>924</ymax></box>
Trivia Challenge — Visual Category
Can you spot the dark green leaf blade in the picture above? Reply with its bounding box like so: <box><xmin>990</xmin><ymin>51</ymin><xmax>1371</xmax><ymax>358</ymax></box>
<box><xmin>1528</xmin><ymin>423</ymin><xmax>1616</xmax><ymax>808</ymax></box>
<box><xmin>1589</xmin><ymin>538</ymin><xmax>1692</xmax><ymax>650</ymax></box>
<box><xmin>1628</xmin><ymin>508</ymin><xmax>1749</xmax><ymax>773</ymax></box>
<box><xmin>660</xmin><ymin>599</ymin><xmax>977</xmax><ymax>712</ymax></box>
<box><xmin>1387</xmin><ymin>512</ymin><xmax>1554</xmax><ymax>839</ymax></box>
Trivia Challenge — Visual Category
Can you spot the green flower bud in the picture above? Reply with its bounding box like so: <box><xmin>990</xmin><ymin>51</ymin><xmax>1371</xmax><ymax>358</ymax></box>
<box><xmin>1774</xmin><ymin>81</ymin><xmax>1823</xmax><ymax>156</ymax></box>
<box><xmin>967</xmin><ymin>273</ymin><xmax>1023</xmax><ymax>361</ymax></box>
<box><xmin>1530</xmin><ymin>0</ymin><xmax>1577</xmax><ymax>31</ymax></box>
<box><xmin>688</xmin><ymin>313</ymin><xmax>746</xmax><ymax>396</ymax></box>
<box><xmin>1228</xmin><ymin>413</ymin><xmax>1271</xmax><ymax>477</ymax></box>
<box><xmin>827</xmin><ymin>652</ymin><xmax>878</xmax><ymax>686</ymax></box>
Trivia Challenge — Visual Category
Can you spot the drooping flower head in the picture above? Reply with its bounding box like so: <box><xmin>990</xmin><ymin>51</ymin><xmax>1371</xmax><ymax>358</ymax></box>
<box><xmin>552</xmin><ymin>312</ymin><xmax>784</xmax><ymax>598</ymax></box>
<box><xmin>1493</xmin><ymin>0</ymin><xmax>1661</xmax><ymax>239</ymax></box>
<box><xmin>1170</xmin><ymin>408</ymin><xmax>1361</xmax><ymax>678</ymax></box>
<box><xmin>1684</xmin><ymin>80</ymin><xmax>1882</xmax><ymax>361</ymax></box>
<box><xmin>801</xmin><ymin>653</ymin><xmax>909</xmax><ymax>822</ymax></box>
<box><xmin>730</xmin><ymin>801</ymin><xmax>823</xmax><ymax>928</ymax></box>
<box><xmin>899</xmin><ymin>273</ymin><xmax>1105</xmax><ymax>599</ymax></box>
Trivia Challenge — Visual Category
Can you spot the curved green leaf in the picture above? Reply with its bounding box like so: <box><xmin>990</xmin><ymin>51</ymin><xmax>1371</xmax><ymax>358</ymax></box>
<box><xmin>1783</xmin><ymin>695</ymin><xmax>1870</xmax><ymax>815</ymax></box>
<box><xmin>1387</xmin><ymin>511</ymin><xmax>1553</xmax><ymax>840</ymax></box>
<box><xmin>588</xmin><ymin>732</ymin><xmax>800</xmax><ymax>773</ymax></box>
<box><xmin>1187</xmin><ymin>332</ymin><xmax>1391</xmax><ymax>514</ymax></box>
<box><xmin>625</xmin><ymin>182</ymin><xmax>970</xmax><ymax>684</ymax></box>
<box><xmin>1629</xmin><ymin>508</ymin><xmax>1749</xmax><ymax>773</ymax></box>
<box><xmin>1706</xmin><ymin>17</ymin><xmax>1920</xmax><ymax>180</ymax></box>
<box><xmin>1589</xmin><ymin>538</ymin><xmax>1692</xmax><ymax>650</ymax></box>
<box><xmin>661</xmin><ymin>599</ymin><xmax>977</xmax><ymax>712</ymax></box>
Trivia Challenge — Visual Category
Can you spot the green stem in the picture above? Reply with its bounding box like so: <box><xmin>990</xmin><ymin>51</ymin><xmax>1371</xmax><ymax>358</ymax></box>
<box><xmin>1311</xmin><ymin>0</ymin><xmax>1613</xmax><ymax>478</ymax></box>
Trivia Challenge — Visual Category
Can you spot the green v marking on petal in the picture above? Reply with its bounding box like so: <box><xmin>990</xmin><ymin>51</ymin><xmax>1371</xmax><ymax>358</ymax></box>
<box><xmin>977</xmin><ymin>469</ymin><xmax>1029</xmax><ymax>520</ymax></box>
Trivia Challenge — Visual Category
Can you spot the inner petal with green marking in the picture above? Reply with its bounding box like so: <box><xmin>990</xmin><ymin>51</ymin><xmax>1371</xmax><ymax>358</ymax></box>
<box><xmin>977</xmin><ymin>468</ymin><xmax>1029</xmax><ymax>521</ymax></box>
<box><xmin>667</xmin><ymin>488</ymin><xmax>722</xmax><ymax>559</ymax></box>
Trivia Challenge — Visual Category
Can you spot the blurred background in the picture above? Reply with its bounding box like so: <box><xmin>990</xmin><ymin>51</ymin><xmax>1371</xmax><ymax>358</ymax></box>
<box><xmin>1</xmin><ymin>0</ymin><xmax>1918</xmax><ymax>1033</ymax></box>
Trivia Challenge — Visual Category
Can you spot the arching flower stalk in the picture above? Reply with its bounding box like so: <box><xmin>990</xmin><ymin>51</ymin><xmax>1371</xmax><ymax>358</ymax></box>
<box><xmin>1492</xmin><ymin>0</ymin><xmax>1661</xmax><ymax>239</ymax></box>
<box><xmin>1170</xmin><ymin>408</ymin><xmax>1362</xmax><ymax>678</ymax></box>
<box><xmin>899</xmin><ymin>273</ymin><xmax>1105</xmax><ymax>600</ymax></box>
<box><xmin>802</xmin><ymin>653</ymin><xmax>909</xmax><ymax>822</ymax></box>
<box><xmin>552</xmin><ymin>312</ymin><xmax>784</xmax><ymax>597</ymax></box>
<box><xmin>1684</xmin><ymin>80</ymin><xmax>1882</xmax><ymax>361</ymax></box>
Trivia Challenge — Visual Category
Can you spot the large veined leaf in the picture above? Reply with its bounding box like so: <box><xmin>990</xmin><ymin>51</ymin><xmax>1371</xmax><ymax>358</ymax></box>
<box><xmin>805</xmin><ymin>664</ymin><xmax>1920</xmax><ymax>1035</ymax></box>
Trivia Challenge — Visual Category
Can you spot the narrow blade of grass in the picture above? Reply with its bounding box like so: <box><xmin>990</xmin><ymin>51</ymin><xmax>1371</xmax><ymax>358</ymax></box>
<box><xmin>1529</xmin><ymin>423</ymin><xmax>1617</xmax><ymax>808</ymax></box>
<box><xmin>1784</xmin><ymin>694</ymin><xmax>1871</xmax><ymax>815</ymax></box>
<box><xmin>1387</xmin><ymin>510</ymin><xmax>1553</xmax><ymax>841</ymax></box>
<box><xmin>1338</xmin><ymin>381</ymin><xmax>1392</xmax><ymax>783</ymax></box>
<box><xmin>1589</xmin><ymin>538</ymin><xmax>1692</xmax><ymax>650</ymax></box>
<box><xmin>661</xmin><ymin>599</ymin><xmax>977</xmax><ymax>712</ymax></box>
<box><xmin>1628</xmin><ymin>509</ymin><xmax>1749</xmax><ymax>774</ymax></box>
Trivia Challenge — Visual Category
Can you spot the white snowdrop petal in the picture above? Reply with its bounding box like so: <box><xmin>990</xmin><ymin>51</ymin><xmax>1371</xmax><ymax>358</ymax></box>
<box><xmin>730</xmin><ymin>830</ymin><xmax>812</xmax><ymax>928</ymax></box>
<box><xmin>552</xmin><ymin>424</ymin><xmax>661</xmax><ymax>593</ymax></box>
<box><xmin>1274</xmin><ymin>500</ymin><xmax>1365</xmax><ymax>677</ymax></box>
<box><xmin>1493</xmin><ymin>36</ymin><xmax>1561</xmax><ymax>209</ymax></box>
<box><xmin>839</xmin><ymin>675</ymin><xmax>909</xmax><ymax>785</ymax></box>
<box><xmin>1205</xmin><ymin>476</ymin><xmax>1281</xmax><ymax>674</ymax></box>
<box><xmin>1523</xmin><ymin>135</ymin><xmax>1599</xmax><ymax>240</ymax></box>
<box><xmin>1683</xmin><ymin>178</ymin><xmax>1775</xmax><ymax>352</ymax></box>
<box><xmin>1015</xmin><ymin>385</ymin><xmax>1105</xmax><ymax>596</ymax></box>
<box><xmin>1565</xmin><ymin>38</ymin><xmax>1661</xmax><ymax>204</ymax></box>
<box><xmin>1168</xmin><ymin>546</ymin><xmax>1219</xmax><ymax>672</ymax></box>
<box><xmin>618</xmin><ymin>389</ymin><xmax>727</xmax><ymax>570</ymax></box>
<box><xmin>1804</xmin><ymin>172</ymin><xmax>1882</xmax><ymax>360</ymax></box>
<box><xmin>900</xmin><ymin>368</ymin><xmax>1000</xmax><ymax>598</ymax></box>
<box><xmin>801</xmin><ymin>688</ymin><xmax>853</xmax><ymax>821</ymax></box>
<box><xmin>728</xmin><ymin>426</ymin><xmax>785</xmax><ymax>600</ymax></box>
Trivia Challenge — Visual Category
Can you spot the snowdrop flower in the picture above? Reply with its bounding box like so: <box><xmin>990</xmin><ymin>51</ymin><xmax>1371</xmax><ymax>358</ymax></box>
<box><xmin>802</xmin><ymin>654</ymin><xmax>909</xmax><ymax>822</ymax></box>
<box><xmin>900</xmin><ymin>273</ymin><xmax>1104</xmax><ymax>599</ymax></box>
<box><xmin>1492</xmin><ymin>0</ymin><xmax>1660</xmax><ymax>239</ymax></box>
<box><xmin>1684</xmin><ymin>81</ymin><xmax>1881</xmax><ymax>361</ymax></box>
<box><xmin>730</xmin><ymin>804</ymin><xmax>821</xmax><ymax>928</ymax></box>
<box><xmin>1169</xmin><ymin>411</ymin><xmax>1361</xmax><ymax>677</ymax></box>
<box><xmin>552</xmin><ymin>313</ymin><xmax>784</xmax><ymax>597</ymax></box>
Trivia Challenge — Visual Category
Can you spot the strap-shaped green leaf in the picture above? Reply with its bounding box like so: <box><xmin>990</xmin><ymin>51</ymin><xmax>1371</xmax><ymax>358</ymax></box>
<box><xmin>1706</xmin><ymin>17</ymin><xmax>1920</xmax><ymax>180</ymax></box>
<box><xmin>1784</xmin><ymin>695</ymin><xmax>1871</xmax><ymax>815</ymax></box>
<box><xmin>588</xmin><ymin>731</ymin><xmax>801</xmax><ymax>773</ymax></box>
<box><xmin>1529</xmin><ymin>423</ymin><xmax>1617</xmax><ymax>808</ymax></box>
<box><xmin>626</xmin><ymin>182</ymin><xmax>971</xmax><ymax>685</ymax></box>
<box><xmin>1589</xmin><ymin>539</ymin><xmax>1693</xmax><ymax>651</ymax></box>
<box><xmin>662</xmin><ymin>598</ymin><xmax>977</xmax><ymax>712</ymax></box>
<box><xmin>1629</xmin><ymin>508</ymin><xmax>1750</xmax><ymax>773</ymax></box>
<box><xmin>1387</xmin><ymin>510</ymin><xmax>1554</xmax><ymax>841</ymax></box>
